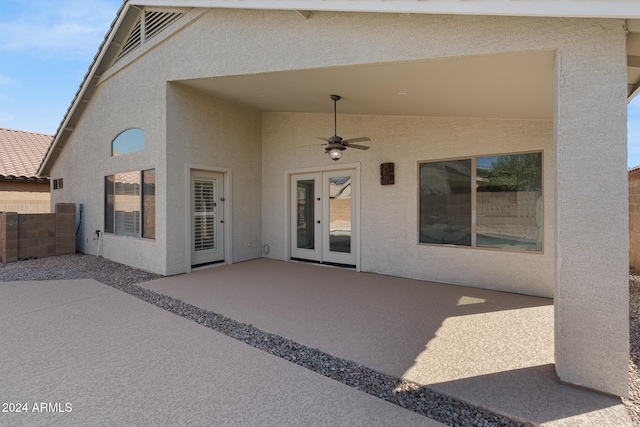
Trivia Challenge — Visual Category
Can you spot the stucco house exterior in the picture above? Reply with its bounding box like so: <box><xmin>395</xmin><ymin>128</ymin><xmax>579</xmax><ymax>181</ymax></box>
<box><xmin>0</xmin><ymin>128</ymin><xmax>52</xmax><ymax>213</ymax></box>
<box><xmin>38</xmin><ymin>0</ymin><xmax>639</xmax><ymax>397</ymax></box>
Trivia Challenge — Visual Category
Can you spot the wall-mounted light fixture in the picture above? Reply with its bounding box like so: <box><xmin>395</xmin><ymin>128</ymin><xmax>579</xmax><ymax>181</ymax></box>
<box><xmin>380</xmin><ymin>163</ymin><xmax>395</xmax><ymax>185</ymax></box>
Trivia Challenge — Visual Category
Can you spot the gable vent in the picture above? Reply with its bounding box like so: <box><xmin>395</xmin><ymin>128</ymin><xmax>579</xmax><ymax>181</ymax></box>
<box><xmin>116</xmin><ymin>10</ymin><xmax>184</xmax><ymax>62</ymax></box>
<box><xmin>117</xmin><ymin>19</ymin><xmax>142</xmax><ymax>60</ymax></box>
<box><xmin>145</xmin><ymin>11</ymin><xmax>183</xmax><ymax>40</ymax></box>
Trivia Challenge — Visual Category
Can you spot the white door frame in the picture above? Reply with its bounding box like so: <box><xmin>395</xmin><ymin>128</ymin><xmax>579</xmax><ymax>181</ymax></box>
<box><xmin>185</xmin><ymin>163</ymin><xmax>232</xmax><ymax>272</ymax></box>
<box><xmin>284</xmin><ymin>162</ymin><xmax>361</xmax><ymax>271</ymax></box>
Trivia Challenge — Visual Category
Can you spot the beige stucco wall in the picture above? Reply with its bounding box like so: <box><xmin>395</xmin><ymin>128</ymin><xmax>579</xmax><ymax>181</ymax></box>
<box><xmin>165</xmin><ymin>83</ymin><xmax>262</xmax><ymax>274</ymax></box>
<box><xmin>49</xmin><ymin>59</ymin><xmax>167</xmax><ymax>274</ymax></box>
<box><xmin>49</xmin><ymin>8</ymin><xmax>629</xmax><ymax>396</ymax></box>
<box><xmin>551</xmin><ymin>26</ymin><xmax>628</xmax><ymax>398</ymax></box>
<box><xmin>262</xmin><ymin>113</ymin><xmax>555</xmax><ymax>297</ymax></box>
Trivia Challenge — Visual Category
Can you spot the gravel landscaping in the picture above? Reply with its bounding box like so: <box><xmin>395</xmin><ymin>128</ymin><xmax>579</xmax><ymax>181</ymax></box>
<box><xmin>2</xmin><ymin>254</ymin><xmax>637</xmax><ymax>426</ymax></box>
<box><xmin>624</xmin><ymin>268</ymin><xmax>640</xmax><ymax>425</ymax></box>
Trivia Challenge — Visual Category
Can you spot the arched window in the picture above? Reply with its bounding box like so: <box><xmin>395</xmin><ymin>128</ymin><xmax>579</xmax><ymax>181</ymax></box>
<box><xmin>111</xmin><ymin>128</ymin><xmax>144</xmax><ymax>156</ymax></box>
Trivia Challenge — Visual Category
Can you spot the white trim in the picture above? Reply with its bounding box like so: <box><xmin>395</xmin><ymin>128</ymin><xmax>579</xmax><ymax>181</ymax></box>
<box><xmin>132</xmin><ymin>0</ymin><xmax>640</xmax><ymax>19</ymax></box>
<box><xmin>284</xmin><ymin>162</ymin><xmax>361</xmax><ymax>271</ymax></box>
<box><xmin>185</xmin><ymin>163</ymin><xmax>232</xmax><ymax>273</ymax></box>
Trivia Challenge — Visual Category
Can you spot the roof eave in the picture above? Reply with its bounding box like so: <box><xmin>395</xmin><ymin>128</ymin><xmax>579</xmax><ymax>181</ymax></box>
<box><xmin>0</xmin><ymin>175</ymin><xmax>50</xmax><ymax>184</ymax></box>
<box><xmin>132</xmin><ymin>0</ymin><xmax>640</xmax><ymax>19</ymax></box>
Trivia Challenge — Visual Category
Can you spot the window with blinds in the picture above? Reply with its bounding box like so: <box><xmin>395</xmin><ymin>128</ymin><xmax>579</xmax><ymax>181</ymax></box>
<box><xmin>193</xmin><ymin>179</ymin><xmax>217</xmax><ymax>252</ymax></box>
<box><xmin>105</xmin><ymin>169</ymin><xmax>155</xmax><ymax>239</ymax></box>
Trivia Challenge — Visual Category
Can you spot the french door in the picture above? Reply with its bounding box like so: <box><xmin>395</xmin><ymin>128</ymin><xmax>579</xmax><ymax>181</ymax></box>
<box><xmin>191</xmin><ymin>170</ymin><xmax>225</xmax><ymax>266</ymax></box>
<box><xmin>290</xmin><ymin>169</ymin><xmax>357</xmax><ymax>266</ymax></box>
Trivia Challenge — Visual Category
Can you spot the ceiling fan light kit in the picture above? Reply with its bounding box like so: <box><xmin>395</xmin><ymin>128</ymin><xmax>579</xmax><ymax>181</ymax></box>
<box><xmin>328</xmin><ymin>146</ymin><xmax>345</xmax><ymax>161</ymax></box>
<box><xmin>318</xmin><ymin>94</ymin><xmax>371</xmax><ymax>161</ymax></box>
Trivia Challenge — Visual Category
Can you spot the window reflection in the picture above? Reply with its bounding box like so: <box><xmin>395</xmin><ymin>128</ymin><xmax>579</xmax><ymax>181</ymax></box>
<box><xmin>113</xmin><ymin>171</ymin><xmax>141</xmax><ymax>237</ymax></box>
<box><xmin>329</xmin><ymin>176</ymin><xmax>351</xmax><ymax>253</ymax></box>
<box><xmin>476</xmin><ymin>153</ymin><xmax>542</xmax><ymax>251</ymax></box>
<box><xmin>104</xmin><ymin>168</ymin><xmax>155</xmax><ymax>239</ymax></box>
<box><xmin>142</xmin><ymin>170</ymin><xmax>156</xmax><ymax>239</ymax></box>
<box><xmin>296</xmin><ymin>180</ymin><xmax>315</xmax><ymax>250</ymax></box>
<box><xmin>419</xmin><ymin>153</ymin><xmax>542</xmax><ymax>252</ymax></box>
<box><xmin>112</xmin><ymin>128</ymin><xmax>145</xmax><ymax>156</ymax></box>
<box><xmin>419</xmin><ymin>160</ymin><xmax>472</xmax><ymax>246</ymax></box>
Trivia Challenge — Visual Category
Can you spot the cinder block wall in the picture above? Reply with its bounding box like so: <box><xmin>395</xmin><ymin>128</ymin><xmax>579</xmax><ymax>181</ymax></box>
<box><xmin>0</xmin><ymin>191</ymin><xmax>51</xmax><ymax>214</ymax></box>
<box><xmin>630</xmin><ymin>170</ymin><xmax>640</xmax><ymax>269</ymax></box>
<box><xmin>0</xmin><ymin>203</ymin><xmax>76</xmax><ymax>263</ymax></box>
<box><xmin>0</xmin><ymin>182</ymin><xmax>51</xmax><ymax>214</ymax></box>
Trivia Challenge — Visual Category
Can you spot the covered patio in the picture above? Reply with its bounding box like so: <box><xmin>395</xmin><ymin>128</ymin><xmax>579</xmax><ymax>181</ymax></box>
<box><xmin>138</xmin><ymin>259</ymin><xmax>629</xmax><ymax>425</ymax></box>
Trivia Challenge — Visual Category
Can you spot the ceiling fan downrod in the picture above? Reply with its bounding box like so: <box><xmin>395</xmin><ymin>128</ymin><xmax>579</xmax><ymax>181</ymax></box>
<box><xmin>331</xmin><ymin>94</ymin><xmax>340</xmax><ymax>137</ymax></box>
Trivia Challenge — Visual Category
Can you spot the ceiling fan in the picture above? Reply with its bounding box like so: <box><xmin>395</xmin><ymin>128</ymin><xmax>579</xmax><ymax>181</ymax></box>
<box><xmin>316</xmin><ymin>94</ymin><xmax>371</xmax><ymax>161</ymax></box>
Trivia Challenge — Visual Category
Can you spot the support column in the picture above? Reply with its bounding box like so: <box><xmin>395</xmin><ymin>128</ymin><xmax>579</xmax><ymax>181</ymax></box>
<box><xmin>554</xmin><ymin>21</ymin><xmax>629</xmax><ymax>396</ymax></box>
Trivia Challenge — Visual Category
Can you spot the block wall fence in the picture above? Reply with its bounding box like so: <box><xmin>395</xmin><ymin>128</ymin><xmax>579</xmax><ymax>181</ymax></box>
<box><xmin>0</xmin><ymin>191</ymin><xmax>51</xmax><ymax>214</ymax></box>
<box><xmin>0</xmin><ymin>182</ymin><xmax>51</xmax><ymax>214</ymax></box>
<box><xmin>0</xmin><ymin>203</ymin><xmax>76</xmax><ymax>264</ymax></box>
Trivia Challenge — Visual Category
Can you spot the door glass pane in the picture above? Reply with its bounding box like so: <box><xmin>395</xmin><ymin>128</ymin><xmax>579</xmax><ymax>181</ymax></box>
<box><xmin>476</xmin><ymin>153</ymin><xmax>542</xmax><ymax>251</ymax></box>
<box><xmin>419</xmin><ymin>160</ymin><xmax>472</xmax><ymax>246</ymax></box>
<box><xmin>296</xmin><ymin>180</ymin><xmax>315</xmax><ymax>249</ymax></box>
<box><xmin>329</xmin><ymin>176</ymin><xmax>351</xmax><ymax>253</ymax></box>
<box><xmin>194</xmin><ymin>179</ymin><xmax>216</xmax><ymax>252</ymax></box>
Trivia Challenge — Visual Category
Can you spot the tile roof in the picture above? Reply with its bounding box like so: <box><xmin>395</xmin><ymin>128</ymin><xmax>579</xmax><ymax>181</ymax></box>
<box><xmin>0</xmin><ymin>128</ymin><xmax>53</xmax><ymax>179</ymax></box>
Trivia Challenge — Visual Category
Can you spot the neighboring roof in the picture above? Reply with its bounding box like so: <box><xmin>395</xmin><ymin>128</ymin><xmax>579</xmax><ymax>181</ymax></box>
<box><xmin>37</xmin><ymin>0</ymin><xmax>640</xmax><ymax>176</ymax></box>
<box><xmin>0</xmin><ymin>128</ymin><xmax>52</xmax><ymax>182</ymax></box>
<box><xmin>630</xmin><ymin>166</ymin><xmax>640</xmax><ymax>179</ymax></box>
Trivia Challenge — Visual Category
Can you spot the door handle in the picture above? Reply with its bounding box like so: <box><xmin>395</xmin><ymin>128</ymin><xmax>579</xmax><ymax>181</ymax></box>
<box><xmin>316</xmin><ymin>221</ymin><xmax>320</xmax><ymax>224</ymax></box>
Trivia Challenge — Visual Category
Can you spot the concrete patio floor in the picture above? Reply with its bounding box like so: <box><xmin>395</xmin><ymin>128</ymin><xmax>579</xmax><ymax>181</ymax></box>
<box><xmin>0</xmin><ymin>278</ymin><xmax>441</xmax><ymax>426</ymax></box>
<box><xmin>137</xmin><ymin>258</ymin><xmax>631</xmax><ymax>426</ymax></box>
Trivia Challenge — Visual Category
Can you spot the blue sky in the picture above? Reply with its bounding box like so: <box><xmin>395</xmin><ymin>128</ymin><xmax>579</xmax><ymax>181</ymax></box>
<box><xmin>2</xmin><ymin>0</ymin><xmax>640</xmax><ymax>167</ymax></box>
<box><xmin>0</xmin><ymin>0</ymin><xmax>122</xmax><ymax>133</ymax></box>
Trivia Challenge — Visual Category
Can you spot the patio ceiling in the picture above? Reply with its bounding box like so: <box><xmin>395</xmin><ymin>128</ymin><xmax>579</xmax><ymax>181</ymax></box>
<box><xmin>178</xmin><ymin>49</ymin><xmax>556</xmax><ymax>120</ymax></box>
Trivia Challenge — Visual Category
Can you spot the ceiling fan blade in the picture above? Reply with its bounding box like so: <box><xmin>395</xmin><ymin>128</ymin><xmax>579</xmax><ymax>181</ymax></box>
<box><xmin>299</xmin><ymin>142</ymin><xmax>328</xmax><ymax>147</ymax></box>
<box><xmin>316</xmin><ymin>137</ymin><xmax>331</xmax><ymax>142</ymax></box>
<box><xmin>342</xmin><ymin>137</ymin><xmax>371</xmax><ymax>144</ymax></box>
<box><xmin>346</xmin><ymin>144</ymin><xmax>370</xmax><ymax>150</ymax></box>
